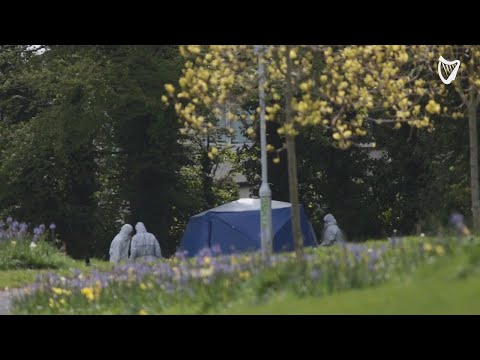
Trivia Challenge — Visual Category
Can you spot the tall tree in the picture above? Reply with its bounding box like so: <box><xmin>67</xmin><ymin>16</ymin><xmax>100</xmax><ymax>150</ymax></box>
<box><xmin>426</xmin><ymin>46</ymin><xmax>480</xmax><ymax>231</ymax></box>
<box><xmin>27</xmin><ymin>45</ymin><xmax>108</xmax><ymax>258</ymax></box>
<box><xmin>1</xmin><ymin>45</ymin><xmax>109</xmax><ymax>258</ymax></box>
<box><xmin>165</xmin><ymin>45</ymin><xmax>443</xmax><ymax>259</ymax></box>
<box><xmin>101</xmin><ymin>45</ymin><xmax>185</xmax><ymax>257</ymax></box>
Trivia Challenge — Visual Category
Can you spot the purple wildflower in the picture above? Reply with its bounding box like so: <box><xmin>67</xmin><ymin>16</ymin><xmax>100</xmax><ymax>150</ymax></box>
<box><xmin>11</xmin><ymin>221</ymin><xmax>19</xmax><ymax>230</ymax></box>
<box><xmin>211</xmin><ymin>244</ymin><xmax>222</xmax><ymax>256</ymax></box>
<box><xmin>174</xmin><ymin>250</ymin><xmax>188</xmax><ymax>260</ymax></box>
<box><xmin>19</xmin><ymin>223</ymin><xmax>28</xmax><ymax>233</ymax></box>
<box><xmin>197</xmin><ymin>247</ymin><xmax>213</xmax><ymax>258</ymax></box>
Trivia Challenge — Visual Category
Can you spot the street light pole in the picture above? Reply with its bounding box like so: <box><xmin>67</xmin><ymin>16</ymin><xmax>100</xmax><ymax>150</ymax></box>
<box><xmin>254</xmin><ymin>44</ymin><xmax>273</xmax><ymax>262</ymax></box>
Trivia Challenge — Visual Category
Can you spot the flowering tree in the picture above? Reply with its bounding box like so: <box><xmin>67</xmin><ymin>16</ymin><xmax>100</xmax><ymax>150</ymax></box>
<box><xmin>415</xmin><ymin>46</ymin><xmax>480</xmax><ymax>232</ymax></box>
<box><xmin>165</xmin><ymin>45</ymin><xmax>460</xmax><ymax>259</ymax></box>
<box><xmin>356</xmin><ymin>45</ymin><xmax>480</xmax><ymax>231</ymax></box>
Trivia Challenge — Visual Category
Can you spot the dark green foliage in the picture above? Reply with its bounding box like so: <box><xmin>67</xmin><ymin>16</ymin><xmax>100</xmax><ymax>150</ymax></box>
<box><xmin>100</xmin><ymin>45</ymin><xmax>185</xmax><ymax>257</ymax></box>
<box><xmin>370</xmin><ymin>113</ymin><xmax>472</xmax><ymax>235</ymax></box>
<box><xmin>238</xmin><ymin>114</ymin><xmax>473</xmax><ymax>240</ymax></box>
<box><xmin>239</xmin><ymin>121</ymin><xmax>381</xmax><ymax>241</ymax></box>
<box><xmin>1</xmin><ymin>44</ymin><xmax>474</xmax><ymax>260</ymax></box>
<box><xmin>0</xmin><ymin>45</ymin><xmax>238</xmax><ymax>260</ymax></box>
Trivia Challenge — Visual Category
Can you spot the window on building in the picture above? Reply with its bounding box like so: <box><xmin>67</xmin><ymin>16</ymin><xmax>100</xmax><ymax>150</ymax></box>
<box><xmin>217</xmin><ymin>110</ymin><xmax>253</xmax><ymax>145</ymax></box>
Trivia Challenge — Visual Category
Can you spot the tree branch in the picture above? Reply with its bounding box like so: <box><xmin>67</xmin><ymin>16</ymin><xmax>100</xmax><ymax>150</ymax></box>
<box><xmin>332</xmin><ymin>107</ymin><xmax>346</xmax><ymax>126</ymax></box>
<box><xmin>453</xmin><ymin>71</ymin><xmax>468</xmax><ymax>105</ymax></box>
<box><xmin>216</xmin><ymin>167</ymin><xmax>236</xmax><ymax>189</ymax></box>
<box><xmin>366</xmin><ymin>117</ymin><xmax>406</xmax><ymax>124</ymax></box>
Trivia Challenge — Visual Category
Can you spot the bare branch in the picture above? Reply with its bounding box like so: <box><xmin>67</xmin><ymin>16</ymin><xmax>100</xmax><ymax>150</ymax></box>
<box><xmin>407</xmin><ymin>126</ymin><xmax>415</xmax><ymax>143</ymax></box>
<box><xmin>454</xmin><ymin>81</ymin><xmax>468</xmax><ymax>105</ymax></box>
<box><xmin>365</xmin><ymin>117</ymin><xmax>423</xmax><ymax>124</ymax></box>
<box><xmin>212</xmin><ymin>161</ymin><xmax>220</xmax><ymax>174</ymax></box>
<box><xmin>216</xmin><ymin>167</ymin><xmax>236</xmax><ymax>188</ymax></box>
<box><xmin>331</xmin><ymin>107</ymin><xmax>346</xmax><ymax>126</ymax></box>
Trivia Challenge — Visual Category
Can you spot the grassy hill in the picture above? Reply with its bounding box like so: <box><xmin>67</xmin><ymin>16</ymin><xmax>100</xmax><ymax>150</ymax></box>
<box><xmin>224</xmin><ymin>250</ymin><xmax>480</xmax><ymax>314</ymax></box>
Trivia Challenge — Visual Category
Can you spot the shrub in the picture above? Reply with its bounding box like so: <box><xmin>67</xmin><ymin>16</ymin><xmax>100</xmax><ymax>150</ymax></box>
<box><xmin>0</xmin><ymin>217</ymin><xmax>70</xmax><ymax>270</ymax></box>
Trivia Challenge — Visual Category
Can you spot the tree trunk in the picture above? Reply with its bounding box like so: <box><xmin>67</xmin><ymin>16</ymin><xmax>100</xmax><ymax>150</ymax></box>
<box><xmin>202</xmin><ymin>135</ymin><xmax>215</xmax><ymax>208</ymax></box>
<box><xmin>468</xmin><ymin>90</ymin><xmax>480</xmax><ymax>232</ymax></box>
<box><xmin>286</xmin><ymin>135</ymin><xmax>304</xmax><ymax>259</ymax></box>
<box><xmin>285</xmin><ymin>46</ymin><xmax>304</xmax><ymax>260</ymax></box>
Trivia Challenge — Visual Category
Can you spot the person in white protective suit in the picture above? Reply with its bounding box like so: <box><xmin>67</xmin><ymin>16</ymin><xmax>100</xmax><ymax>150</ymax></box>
<box><xmin>129</xmin><ymin>222</ymin><xmax>162</xmax><ymax>262</ymax></box>
<box><xmin>109</xmin><ymin>224</ymin><xmax>133</xmax><ymax>264</ymax></box>
<box><xmin>320</xmin><ymin>214</ymin><xmax>345</xmax><ymax>246</ymax></box>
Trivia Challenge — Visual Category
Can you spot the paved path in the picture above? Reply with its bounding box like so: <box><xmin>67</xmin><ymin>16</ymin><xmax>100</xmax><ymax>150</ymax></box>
<box><xmin>0</xmin><ymin>290</ymin><xmax>21</xmax><ymax>315</ymax></box>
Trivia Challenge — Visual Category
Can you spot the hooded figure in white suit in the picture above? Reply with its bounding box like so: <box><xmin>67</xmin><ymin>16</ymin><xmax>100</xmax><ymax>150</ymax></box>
<box><xmin>109</xmin><ymin>224</ymin><xmax>133</xmax><ymax>264</ymax></box>
<box><xmin>129</xmin><ymin>222</ymin><xmax>162</xmax><ymax>262</ymax></box>
<box><xmin>321</xmin><ymin>214</ymin><xmax>345</xmax><ymax>246</ymax></box>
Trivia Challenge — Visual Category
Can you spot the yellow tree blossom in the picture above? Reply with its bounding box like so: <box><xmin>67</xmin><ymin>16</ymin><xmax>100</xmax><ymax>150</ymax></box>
<box><xmin>165</xmin><ymin>44</ymin><xmax>480</xmax><ymax>252</ymax></box>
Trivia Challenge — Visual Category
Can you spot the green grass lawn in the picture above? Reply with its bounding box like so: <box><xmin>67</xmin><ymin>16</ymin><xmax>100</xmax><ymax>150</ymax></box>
<box><xmin>0</xmin><ymin>259</ymin><xmax>112</xmax><ymax>290</ymax></box>
<box><xmin>0</xmin><ymin>239</ymin><xmax>113</xmax><ymax>290</ymax></box>
<box><xmin>224</xmin><ymin>254</ymin><xmax>480</xmax><ymax>315</ymax></box>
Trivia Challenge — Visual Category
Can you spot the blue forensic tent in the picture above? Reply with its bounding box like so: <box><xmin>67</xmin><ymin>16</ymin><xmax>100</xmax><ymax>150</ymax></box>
<box><xmin>180</xmin><ymin>198</ymin><xmax>318</xmax><ymax>257</ymax></box>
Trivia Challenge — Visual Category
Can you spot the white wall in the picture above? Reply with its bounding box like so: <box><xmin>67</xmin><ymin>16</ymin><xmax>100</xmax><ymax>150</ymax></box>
<box><xmin>238</xmin><ymin>185</ymin><xmax>252</xmax><ymax>199</ymax></box>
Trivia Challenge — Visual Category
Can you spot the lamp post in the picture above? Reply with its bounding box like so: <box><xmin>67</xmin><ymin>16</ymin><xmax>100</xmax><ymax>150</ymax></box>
<box><xmin>254</xmin><ymin>45</ymin><xmax>273</xmax><ymax>262</ymax></box>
